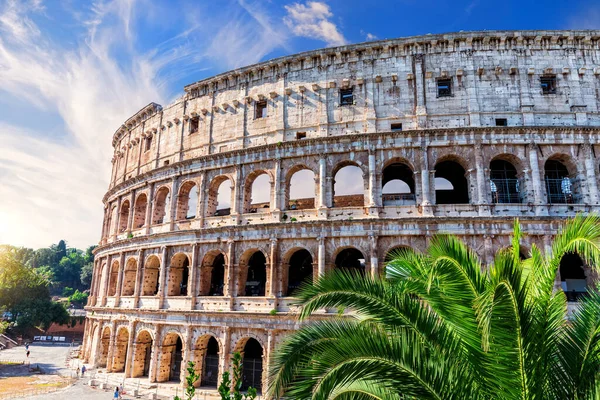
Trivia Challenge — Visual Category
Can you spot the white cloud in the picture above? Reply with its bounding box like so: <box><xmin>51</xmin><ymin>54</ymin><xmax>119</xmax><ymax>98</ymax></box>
<box><xmin>0</xmin><ymin>0</ymin><xmax>292</xmax><ymax>249</ymax></box>
<box><xmin>360</xmin><ymin>30</ymin><xmax>377</xmax><ymax>41</ymax></box>
<box><xmin>283</xmin><ymin>1</ymin><xmax>346</xmax><ymax>47</ymax></box>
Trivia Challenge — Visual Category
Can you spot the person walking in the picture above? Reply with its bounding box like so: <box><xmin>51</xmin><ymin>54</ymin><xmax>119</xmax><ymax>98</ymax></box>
<box><xmin>26</xmin><ymin>350</ymin><xmax>30</xmax><ymax>358</ymax></box>
<box><xmin>113</xmin><ymin>387</ymin><xmax>120</xmax><ymax>399</ymax></box>
<box><xmin>76</xmin><ymin>366</ymin><xmax>80</xmax><ymax>377</ymax></box>
<box><xmin>81</xmin><ymin>365</ymin><xmax>86</xmax><ymax>377</ymax></box>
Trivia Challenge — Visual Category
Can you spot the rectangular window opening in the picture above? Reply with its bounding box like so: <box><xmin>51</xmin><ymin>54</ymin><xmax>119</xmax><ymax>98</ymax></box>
<box><xmin>189</xmin><ymin>117</ymin><xmax>199</xmax><ymax>134</ymax></box>
<box><xmin>495</xmin><ymin>118</ymin><xmax>508</xmax><ymax>127</ymax></box>
<box><xmin>255</xmin><ymin>101</ymin><xmax>268</xmax><ymax>119</ymax></box>
<box><xmin>340</xmin><ymin>88</ymin><xmax>354</xmax><ymax>106</ymax></box>
<box><xmin>437</xmin><ymin>79</ymin><xmax>452</xmax><ymax>97</ymax></box>
<box><xmin>164</xmin><ymin>160</ymin><xmax>170</xmax><ymax>166</ymax></box>
<box><xmin>296</xmin><ymin>132</ymin><xmax>306</xmax><ymax>140</ymax></box>
<box><xmin>391</xmin><ymin>123</ymin><xmax>403</xmax><ymax>132</ymax></box>
<box><xmin>144</xmin><ymin>137</ymin><xmax>152</xmax><ymax>152</ymax></box>
<box><xmin>540</xmin><ymin>76</ymin><xmax>557</xmax><ymax>95</ymax></box>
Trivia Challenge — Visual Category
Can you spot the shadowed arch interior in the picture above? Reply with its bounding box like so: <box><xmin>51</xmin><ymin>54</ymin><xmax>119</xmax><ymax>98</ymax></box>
<box><xmin>111</xmin><ymin>327</ymin><xmax>129</xmax><ymax>372</ymax></box>
<box><xmin>152</xmin><ymin>187</ymin><xmax>170</xmax><ymax>224</ymax></box>
<box><xmin>142</xmin><ymin>255</ymin><xmax>160</xmax><ymax>296</ymax></box>
<box><xmin>335</xmin><ymin>248</ymin><xmax>366</xmax><ymax>274</ymax></box>
<box><xmin>544</xmin><ymin>159</ymin><xmax>575</xmax><ymax>204</ymax></box>
<box><xmin>490</xmin><ymin>159</ymin><xmax>521</xmax><ymax>203</ymax></box>
<box><xmin>133</xmin><ymin>193</ymin><xmax>147</xmax><ymax>229</ymax></box>
<box><xmin>132</xmin><ymin>330</ymin><xmax>153</xmax><ymax>378</ymax></box>
<box><xmin>199</xmin><ymin>252</ymin><xmax>225</xmax><ymax>296</ymax></box>
<box><xmin>118</xmin><ymin>200</ymin><xmax>130</xmax><ymax>232</ymax></box>
<box><xmin>168</xmin><ymin>253</ymin><xmax>190</xmax><ymax>296</ymax></box>
<box><xmin>559</xmin><ymin>252</ymin><xmax>587</xmax><ymax>301</ymax></box>
<box><xmin>241</xmin><ymin>251</ymin><xmax>267</xmax><ymax>296</ymax></box>
<box><xmin>382</xmin><ymin>162</ymin><xmax>415</xmax><ymax>205</ymax></box>
<box><xmin>241</xmin><ymin>338</ymin><xmax>263</xmax><ymax>393</ymax></box>
<box><xmin>121</xmin><ymin>258</ymin><xmax>137</xmax><ymax>296</ymax></box>
<box><xmin>201</xmin><ymin>337</ymin><xmax>219</xmax><ymax>387</ymax></box>
<box><xmin>176</xmin><ymin>181</ymin><xmax>198</xmax><ymax>220</ymax></box>
<box><xmin>286</xmin><ymin>249</ymin><xmax>313</xmax><ymax>296</ymax></box>
<box><xmin>434</xmin><ymin>160</ymin><xmax>469</xmax><ymax>204</ymax></box>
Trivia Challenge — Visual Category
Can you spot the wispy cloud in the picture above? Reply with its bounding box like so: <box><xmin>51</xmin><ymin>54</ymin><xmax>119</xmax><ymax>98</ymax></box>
<box><xmin>360</xmin><ymin>30</ymin><xmax>377</xmax><ymax>41</ymax></box>
<box><xmin>566</xmin><ymin>3</ymin><xmax>600</xmax><ymax>29</ymax></box>
<box><xmin>283</xmin><ymin>1</ymin><xmax>346</xmax><ymax>47</ymax></box>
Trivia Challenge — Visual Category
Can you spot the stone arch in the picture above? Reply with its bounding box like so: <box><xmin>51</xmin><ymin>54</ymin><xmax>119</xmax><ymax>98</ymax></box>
<box><xmin>108</xmin><ymin>260</ymin><xmax>119</xmax><ymax>297</ymax></box>
<box><xmin>244</xmin><ymin>170</ymin><xmax>273</xmax><ymax>213</ymax></box>
<box><xmin>97</xmin><ymin>262</ymin><xmax>107</xmax><ymax>298</ymax></box>
<box><xmin>382</xmin><ymin>159</ymin><xmax>415</xmax><ymax>206</ymax></box>
<box><xmin>152</xmin><ymin>186</ymin><xmax>170</xmax><ymax>225</ymax></box>
<box><xmin>193</xmin><ymin>334</ymin><xmax>221</xmax><ymax>388</ymax></box>
<box><xmin>176</xmin><ymin>180</ymin><xmax>198</xmax><ymax>221</ymax></box>
<box><xmin>132</xmin><ymin>330</ymin><xmax>153</xmax><ymax>378</ymax></box>
<box><xmin>489</xmin><ymin>157</ymin><xmax>522</xmax><ymax>204</ymax></box>
<box><xmin>283</xmin><ymin>248</ymin><xmax>314</xmax><ymax>296</ymax></box>
<box><xmin>238</xmin><ymin>249</ymin><xmax>268</xmax><ymax>296</ymax></box>
<box><xmin>118</xmin><ymin>199</ymin><xmax>130</xmax><ymax>233</ymax></box>
<box><xmin>157</xmin><ymin>332</ymin><xmax>184</xmax><ymax>383</ymax></box>
<box><xmin>544</xmin><ymin>154</ymin><xmax>580</xmax><ymax>204</ymax></box>
<box><xmin>207</xmin><ymin>175</ymin><xmax>233</xmax><ymax>216</ymax></box>
<box><xmin>333</xmin><ymin>161</ymin><xmax>366</xmax><ymax>207</ymax></box>
<box><xmin>133</xmin><ymin>193</ymin><xmax>147</xmax><ymax>229</ymax></box>
<box><xmin>559</xmin><ymin>252</ymin><xmax>588</xmax><ymax>302</ymax></box>
<box><xmin>233</xmin><ymin>337</ymin><xmax>264</xmax><ymax>393</ymax></box>
<box><xmin>199</xmin><ymin>250</ymin><xmax>226</xmax><ymax>296</ymax></box>
<box><xmin>142</xmin><ymin>255</ymin><xmax>161</xmax><ymax>296</ymax></box>
<box><xmin>334</xmin><ymin>247</ymin><xmax>366</xmax><ymax>274</ymax></box>
<box><xmin>285</xmin><ymin>165</ymin><xmax>317</xmax><ymax>210</ymax></box>
<box><xmin>168</xmin><ymin>253</ymin><xmax>190</xmax><ymax>296</ymax></box>
<box><xmin>111</xmin><ymin>326</ymin><xmax>129</xmax><ymax>373</ymax></box>
<box><xmin>121</xmin><ymin>258</ymin><xmax>137</xmax><ymax>296</ymax></box>
<box><xmin>97</xmin><ymin>325</ymin><xmax>111</xmax><ymax>368</ymax></box>
<box><xmin>107</xmin><ymin>204</ymin><xmax>117</xmax><ymax>237</ymax></box>
<box><xmin>434</xmin><ymin>157</ymin><xmax>470</xmax><ymax>204</ymax></box>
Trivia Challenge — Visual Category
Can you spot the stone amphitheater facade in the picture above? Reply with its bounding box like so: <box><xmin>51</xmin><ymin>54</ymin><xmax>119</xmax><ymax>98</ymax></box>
<box><xmin>83</xmin><ymin>30</ymin><xmax>600</xmax><ymax>396</ymax></box>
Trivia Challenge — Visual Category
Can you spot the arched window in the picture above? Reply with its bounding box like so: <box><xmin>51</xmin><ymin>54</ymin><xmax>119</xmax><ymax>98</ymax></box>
<box><xmin>434</xmin><ymin>160</ymin><xmax>469</xmax><ymax>204</ymax></box>
<box><xmin>121</xmin><ymin>258</ymin><xmax>137</xmax><ymax>296</ymax></box>
<box><xmin>201</xmin><ymin>337</ymin><xmax>220</xmax><ymax>387</ymax></box>
<box><xmin>207</xmin><ymin>177</ymin><xmax>232</xmax><ymax>216</ymax></box>
<box><xmin>152</xmin><ymin>187</ymin><xmax>170</xmax><ymax>224</ymax></box>
<box><xmin>382</xmin><ymin>162</ymin><xmax>415</xmax><ymax>205</ymax></box>
<box><xmin>118</xmin><ymin>200</ymin><xmax>130</xmax><ymax>232</ymax></box>
<box><xmin>286</xmin><ymin>249</ymin><xmax>313</xmax><ymax>296</ymax></box>
<box><xmin>133</xmin><ymin>194</ymin><xmax>147</xmax><ymax>229</ymax></box>
<box><xmin>490</xmin><ymin>160</ymin><xmax>521</xmax><ymax>203</ymax></box>
<box><xmin>244</xmin><ymin>173</ymin><xmax>271</xmax><ymax>213</ymax></box>
<box><xmin>98</xmin><ymin>327</ymin><xmax>111</xmax><ymax>367</ymax></box>
<box><xmin>335</xmin><ymin>248</ymin><xmax>366</xmax><ymax>274</ymax></box>
<box><xmin>107</xmin><ymin>205</ymin><xmax>117</xmax><ymax>237</ymax></box>
<box><xmin>108</xmin><ymin>261</ymin><xmax>119</xmax><ymax>296</ymax></box>
<box><xmin>333</xmin><ymin>165</ymin><xmax>364</xmax><ymax>207</ymax></box>
<box><xmin>176</xmin><ymin>182</ymin><xmax>198</xmax><ymax>220</ymax></box>
<box><xmin>241</xmin><ymin>338</ymin><xmax>263</xmax><ymax>393</ymax></box>
<box><xmin>545</xmin><ymin>160</ymin><xmax>574</xmax><ymax>204</ymax></box>
<box><xmin>132</xmin><ymin>330</ymin><xmax>153</xmax><ymax>377</ymax></box>
<box><xmin>141</xmin><ymin>255</ymin><xmax>160</xmax><ymax>296</ymax></box>
<box><xmin>168</xmin><ymin>254</ymin><xmax>190</xmax><ymax>296</ymax></box>
<box><xmin>287</xmin><ymin>168</ymin><xmax>316</xmax><ymax>210</ymax></box>
<box><xmin>241</xmin><ymin>251</ymin><xmax>266</xmax><ymax>296</ymax></box>
<box><xmin>559</xmin><ymin>253</ymin><xmax>587</xmax><ymax>302</ymax></box>
<box><xmin>199</xmin><ymin>252</ymin><xmax>225</xmax><ymax>296</ymax></box>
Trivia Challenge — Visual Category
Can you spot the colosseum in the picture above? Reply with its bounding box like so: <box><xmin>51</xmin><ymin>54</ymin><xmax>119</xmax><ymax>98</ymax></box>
<box><xmin>83</xmin><ymin>29</ymin><xmax>600</xmax><ymax>397</ymax></box>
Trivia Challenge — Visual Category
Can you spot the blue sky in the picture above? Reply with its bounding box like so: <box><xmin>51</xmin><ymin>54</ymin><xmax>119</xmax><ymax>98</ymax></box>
<box><xmin>0</xmin><ymin>0</ymin><xmax>598</xmax><ymax>249</ymax></box>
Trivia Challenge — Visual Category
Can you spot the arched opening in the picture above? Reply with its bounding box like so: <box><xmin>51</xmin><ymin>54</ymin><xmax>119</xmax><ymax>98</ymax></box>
<box><xmin>207</xmin><ymin>177</ymin><xmax>232</xmax><ymax>217</ymax></box>
<box><xmin>112</xmin><ymin>327</ymin><xmax>129</xmax><ymax>373</ymax></box>
<box><xmin>200</xmin><ymin>337</ymin><xmax>219</xmax><ymax>387</ymax></box>
<box><xmin>107</xmin><ymin>205</ymin><xmax>118</xmax><ymax>237</ymax></box>
<box><xmin>287</xmin><ymin>168</ymin><xmax>316</xmax><ymax>210</ymax></box>
<box><xmin>132</xmin><ymin>330</ymin><xmax>153</xmax><ymax>378</ymax></box>
<box><xmin>545</xmin><ymin>159</ymin><xmax>575</xmax><ymax>204</ymax></box>
<box><xmin>158</xmin><ymin>333</ymin><xmax>183</xmax><ymax>383</ymax></box>
<box><xmin>335</xmin><ymin>248</ymin><xmax>366</xmax><ymax>274</ymax></box>
<box><xmin>133</xmin><ymin>194</ymin><xmax>147</xmax><ymax>229</ymax></box>
<box><xmin>97</xmin><ymin>263</ymin><xmax>107</xmax><ymax>298</ymax></box>
<box><xmin>108</xmin><ymin>261</ymin><xmax>119</xmax><ymax>297</ymax></box>
<box><xmin>98</xmin><ymin>326</ymin><xmax>111</xmax><ymax>368</ymax></box>
<box><xmin>176</xmin><ymin>181</ymin><xmax>198</xmax><ymax>221</ymax></box>
<box><xmin>152</xmin><ymin>187</ymin><xmax>170</xmax><ymax>225</ymax></box>
<box><xmin>244</xmin><ymin>172</ymin><xmax>271</xmax><ymax>213</ymax></box>
<box><xmin>434</xmin><ymin>160</ymin><xmax>469</xmax><ymax>204</ymax></box>
<box><xmin>200</xmin><ymin>252</ymin><xmax>225</xmax><ymax>296</ymax></box>
<box><xmin>560</xmin><ymin>253</ymin><xmax>588</xmax><ymax>302</ymax></box>
<box><xmin>241</xmin><ymin>338</ymin><xmax>263</xmax><ymax>393</ymax></box>
<box><xmin>382</xmin><ymin>162</ymin><xmax>415</xmax><ymax>205</ymax></box>
<box><xmin>118</xmin><ymin>200</ymin><xmax>130</xmax><ymax>233</ymax></box>
<box><xmin>141</xmin><ymin>255</ymin><xmax>160</xmax><ymax>296</ymax></box>
<box><xmin>286</xmin><ymin>249</ymin><xmax>313</xmax><ymax>296</ymax></box>
<box><xmin>241</xmin><ymin>251</ymin><xmax>267</xmax><ymax>296</ymax></box>
<box><xmin>333</xmin><ymin>164</ymin><xmax>364</xmax><ymax>207</ymax></box>
<box><xmin>168</xmin><ymin>253</ymin><xmax>190</xmax><ymax>296</ymax></box>
<box><xmin>121</xmin><ymin>258</ymin><xmax>137</xmax><ymax>296</ymax></box>
<box><xmin>490</xmin><ymin>159</ymin><xmax>521</xmax><ymax>204</ymax></box>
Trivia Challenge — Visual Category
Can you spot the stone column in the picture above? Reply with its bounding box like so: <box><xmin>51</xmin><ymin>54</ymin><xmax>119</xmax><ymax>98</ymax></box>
<box><xmin>158</xmin><ymin>246</ymin><xmax>168</xmax><ymax>309</ymax></box>
<box><xmin>413</xmin><ymin>54</ymin><xmax>428</xmax><ymax>128</ymax></box>
<box><xmin>475</xmin><ymin>142</ymin><xmax>490</xmax><ymax>216</ymax></box>
<box><xmin>219</xmin><ymin>327</ymin><xmax>231</xmax><ymax>384</ymax></box>
<box><xmin>584</xmin><ymin>144</ymin><xmax>599</xmax><ymax>205</ymax></box>
<box><xmin>189</xmin><ymin>244</ymin><xmax>199</xmax><ymax>310</ymax></box>
<box><xmin>483</xmin><ymin>235</ymin><xmax>494</xmax><ymax>266</ymax></box>
<box><xmin>368</xmin><ymin>150</ymin><xmax>377</xmax><ymax>208</ymax></box>
<box><xmin>88</xmin><ymin>259</ymin><xmax>99</xmax><ymax>306</ymax></box>
<box><xmin>105</xmin><ymin>321</ymin><xmax>118</xmax><ymax>372</ymax></box>
<box><xmin>272</xmin><ymin>158</ymin><xmax>282</xmax><ymax>213</ymax></box>
<box><xmin>264</xmin><ymin>330</ymin><xmax>277</xmax><ymax>395</ymax></box>
<box><xmin>124</xmin><ymin>321</ymin><xmax>136</xmax><ymax>377</ymax></box>
<box><xmin>145</xmin><ymin>182</ymin><xmax>154</xmax><ymax>234</ymax></box>
<box><xmin>528</xmin><ymin>143</ymin><xmax>548</xmax><ymax>216</ymax></box>
<box><xmin>318</xmin><ymin>156</ymin><xmax>328</xmax><ymax>210</ymax></box>
<box><xmin>169</xmin><ymin>175</ymin><xmax>180</xmax><ymax>230</ymax></box>
<box><xmin>225</xmin><ymin>240</ymin><xmax>235</xmax><ymax>301</ymax></box>
<box><xmin>197</xmin><ymin>172</ymin><xmax>206</xmax><ymax>227</ymax></box>
<box><xmin>100</xmin><ymin>206</ymin><xmax>108</xmax><ymax>244</ymax></box>
<box><xmin>114</xmin><ymin>252</ymin><xmax>125</xmax><ymax>306</ymax></box>
<box><xmin>149</xmin><ymin>325</ymin><xmax>163</xmax><ymax>383</ymax></box>
<box><xmin>369</xmin><ymin>233</ymin><xmax>379</xmax><ymax>278</ymax></box>
<box><xmin>114</xmin><ymin>196</ymin><xmax>122</xmax><ymax>238</ymax></box>
<box><xmin>181</xmin><ymin>325</ymin><xmax>193</xmax><ymax>387</ymax></box>
<box><xmin>231</xmin><ymin>166</ymin><xmax>242</xmax><ymax>223</ymax></box>
<box><xmin>317</xmin><ymin>236</ymin><xmax>326</xmax><ymax>277</ymax></box>
<box><xmin>420</xmin><ymin>146</ymin><xmax>434</xmax><ymax>216</ymax></box>
<box><xmin>133</xmin><ymin>249</ymin><xmax>144</xmax><ymax>308</ymax></box>
<box><xmin>267</xmin><ymin>238</ymin><xmax>278</xmax><ymax>297</ymax></box>
<box><xmin>126</xmin><ymin>190</ymin><xmax>135</xmax><ymax>233</ymax></box>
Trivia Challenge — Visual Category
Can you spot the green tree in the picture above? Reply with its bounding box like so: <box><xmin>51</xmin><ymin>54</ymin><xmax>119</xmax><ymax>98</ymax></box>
<box><xmin>68</xmin><ymin>290</ymin><xmax>88</xmax><ymax>307</ymax></box>
<box><xmin>219</xmin><ymin>352</ymin><xmax>257</xmax><ymax>400</ymax></box>
<box><xmin>269</xmin><ymin>215</ymin><xmax>600</xmax><ymax>400</ymax></box>
<box><xmin>80</xmin><ymin>262</ymin><xmax>94</xmax><ymax>287</ymax></box>
<box><xmin>174</xmin><ymin>361</ymin><xmax>200</xmax><ymax>400</ymax></box>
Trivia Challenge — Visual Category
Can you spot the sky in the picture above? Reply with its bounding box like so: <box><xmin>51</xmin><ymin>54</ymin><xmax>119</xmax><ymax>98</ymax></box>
<box><xmin>0</xmin><ymin>0</ymin><xmax>598</xmax><ymax>249</ymax></box>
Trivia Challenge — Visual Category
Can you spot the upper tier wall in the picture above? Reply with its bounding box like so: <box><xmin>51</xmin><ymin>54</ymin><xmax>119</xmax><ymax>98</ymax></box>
<box><xmin>109</xmin><ymin>30</ymin><xmax>600</xmax><ymax>188</ymax></box>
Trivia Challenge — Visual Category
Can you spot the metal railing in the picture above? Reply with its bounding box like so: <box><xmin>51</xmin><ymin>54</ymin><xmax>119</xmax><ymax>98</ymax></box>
<box><xmin>490</xmin><ymin>178</ymin><xmax>521</xmax><ymax>204</ymax></box>
<box><xmin>382</xmin><ymin>193</ymin><xmax>416</xmax><ymax>205</ymax></box>
<box><xmin>545</xmin><ymin>178</ymin><xmax>575</xmax><ymax>204</ymax></box>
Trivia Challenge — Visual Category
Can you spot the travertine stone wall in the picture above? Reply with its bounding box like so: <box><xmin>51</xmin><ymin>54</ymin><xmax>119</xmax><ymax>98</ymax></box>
<box><xmin>84</xmin><ymin>30</ymin><xmax>600</xmax><ymax>397</ymax></box>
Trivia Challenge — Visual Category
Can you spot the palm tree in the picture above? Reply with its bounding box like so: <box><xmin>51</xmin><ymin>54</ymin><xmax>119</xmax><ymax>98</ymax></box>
<box><xmin>268</xmin><ymin>215</ymin><xmax>600</xmax><ymax>400</ymax></box>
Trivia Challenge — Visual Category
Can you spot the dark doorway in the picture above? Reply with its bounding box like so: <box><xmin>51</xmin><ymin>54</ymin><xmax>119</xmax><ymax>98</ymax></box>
<box><xmin>245</xmin><ymin>252</ymin><xmax>266</xmax><ymax>296</ymax></box>
<box><xmin>287</xmin><ymin>250</ymin><xmax>313</xmax><ymax>296</ymax></box>
<box><xmin>559</xmin><ymin>253</ymin><xmax>587</xmax><ymax>302</ymax></box>
<box><xmin>335</xmin><ymin>248</ymin><xmax>366</xmax><ymax>274</ymax></box>
<box><xmin>435</xmin><ymin>160</ymin><xmax>469</xmax><ymax>204</ymax></box>
<box><xmin>170</xmin><ymin>337</ymin><xmax>183</xmax><ymax>382</ymax></box>
<box><xmin>490</xmin><ymin>160</ymin><xmax>521</xmax><ymax>203</ymax></box>
<box><xmin>210</xmin><ymin>254</ymin><xmax>225</xmax><ymax>296</ymax></box>
<box><xmin>201</xmin><ymin>337</ymin><xmax>219</xmax><ymax>387</ymax></box>
<box><xmin>382</xmin><ymin>163</ymin><xmax>415</xmax><ymax>205</ymax></box>
<box><xmin>241</xmin><ymin>339</ymin><xmax>263</xmax><ymax>393</ymax></box>
<box><xmin>545</xmin><ymin>160</ymin><xmax>573</xmax><ymax>204</ymax></box>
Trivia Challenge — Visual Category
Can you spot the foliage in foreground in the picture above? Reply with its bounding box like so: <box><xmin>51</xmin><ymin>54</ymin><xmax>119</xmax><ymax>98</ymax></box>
<box><xmin>269</xmin><ymin>214</ymin><xmax>600</xmax><ymax>400</ymax></box>
<box><xmin>174</xmin><ymin>361</ymin><xmax>200</xmax><ymax>400</ymax></box>
<box><xmin>219</xmin><ymin>352</ymin><xmax>257</xmax><ymax>400</ymax></box>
